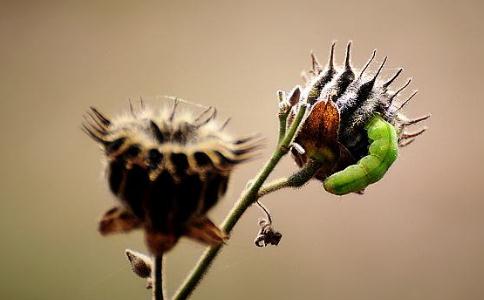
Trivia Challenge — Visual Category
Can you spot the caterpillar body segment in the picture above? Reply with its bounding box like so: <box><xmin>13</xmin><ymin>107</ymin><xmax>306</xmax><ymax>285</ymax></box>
<box><xmin>323</xmin><ymin>115</ymin><xmax>398</xmax><ymax>195</ymax></box>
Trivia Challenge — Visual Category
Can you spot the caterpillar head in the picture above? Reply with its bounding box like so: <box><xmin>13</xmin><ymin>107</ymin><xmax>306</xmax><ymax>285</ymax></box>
<box><xmin>83</xmin><ymin>99</ymin><xmax>261</xmax><ymax>254</ymax></box>
<box><xmin>287</xmin><ymin>42</ymin><xmax>430</xmax><ymax>180</ymax></box>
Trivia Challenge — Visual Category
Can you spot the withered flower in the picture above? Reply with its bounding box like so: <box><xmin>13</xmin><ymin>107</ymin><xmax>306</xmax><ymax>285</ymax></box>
<box><xmin>286</xmin><ymin>42</ymin><xmax>430</xmax><ymax>193</ymax></box>
<box><xmin>83</xmin><ymin>99</ymin><xmax>260</xmax><ymax>254</ymax></box>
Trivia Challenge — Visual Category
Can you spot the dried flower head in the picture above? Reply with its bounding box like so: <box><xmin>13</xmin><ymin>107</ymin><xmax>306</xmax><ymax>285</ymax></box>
<box><xmin>83</xmin><ymin>99</ymin><xmax>261</xmax><ymax>254</ymax></box>
<box><xmin>286</xmin><ymin>42</ymin><xmax>430</xmax><ymax>193</ymax></box>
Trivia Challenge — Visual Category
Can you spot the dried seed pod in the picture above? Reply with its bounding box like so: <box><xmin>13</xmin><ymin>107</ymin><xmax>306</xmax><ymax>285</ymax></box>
<box><xmin>125</xmin><ymin>249</ymin><xmax>152</xmax><ymax>279</ymax></box>
<box><xmin>83</xmin><ymin>99</ymin><xmax>261</xmax><ymax>253</ymax></box>
<box><xmin>125</xmin><ymin>249</ymin><xmax>153</xmax><ymax>289</ymax></box>
<box><xmin>287</xmin><ymin>42</ymin><xmax>430</xmax><ymax>193</ymax></box>
<box><xmin>254</xmin><ymin>219</ymin><xmax>282</xmax><ymax>247</ymax></box>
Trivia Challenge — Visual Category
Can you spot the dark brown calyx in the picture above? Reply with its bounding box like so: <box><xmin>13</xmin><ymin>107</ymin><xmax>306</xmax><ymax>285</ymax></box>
<box><xmin>292</xmin><ymin>98</ymin><xmax>340</xmax><ymax>162</ymax></box>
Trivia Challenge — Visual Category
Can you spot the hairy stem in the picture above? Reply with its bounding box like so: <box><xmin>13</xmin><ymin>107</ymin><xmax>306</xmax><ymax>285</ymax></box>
<box><xmin>278</xmin><ymin>111</ymin><xmax>288</xmax><ymax>144</ymax></box>
<box><xmin>258</xmin><ymin>160</ymin><xmax>323</xmax><ymax>198</ymax></box>
<box><xmin>153</xmin><ymin>254</ymin><xmax>164</xmax><ymax>300</ymax></box>
<box><xmin>277</xmin><ymin>91</ymin><xmax>289</xmax><ymax>144</ymax></box>
<box><xmin>173</xmin><ymin>104</ymin><xmax>307</xmax><ymax>300</ymax></box>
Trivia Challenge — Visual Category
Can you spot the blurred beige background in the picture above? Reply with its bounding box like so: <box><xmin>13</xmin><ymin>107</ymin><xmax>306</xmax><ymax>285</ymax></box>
<box><xmin>1</xmin><ymin>0</ymin><xmax>483</xmax><ymax>299</ymax></box>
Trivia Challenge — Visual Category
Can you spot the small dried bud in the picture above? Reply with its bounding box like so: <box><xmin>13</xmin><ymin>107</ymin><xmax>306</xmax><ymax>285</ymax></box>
<box><xmin>287</xmin><ymin>86</ymin><xmax>301</xmax><ymax>107</ymax></box>
<box><xmin>278</xmin><ymin>86</ymin><xmax>301</xmax><ymax>116</ymax></box>
<box><xmin>254</xmin><ymin>219</ymin><xmax>282</xmax><ymax>247</ymax></box>
<box><xmin>125</xmin><ymin>249</ymin><xmax>152</xmax><ymax>279</ymax></box>
<box><xmin>277</xmin><ymin>92</ymin><xmax>291</xmax><ymax>114</ymax></box>
<box><xmin>277</xmin><ymin>90</ymin><xmax>286</xmax><ymax>103</ymax></box>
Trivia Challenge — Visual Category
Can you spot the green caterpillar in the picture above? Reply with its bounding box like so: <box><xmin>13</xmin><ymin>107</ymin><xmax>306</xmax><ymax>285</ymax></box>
<box><xmin>323</xmin><ymin>115</ymin><xmax>398</xmax><ymax>195</ymax></box>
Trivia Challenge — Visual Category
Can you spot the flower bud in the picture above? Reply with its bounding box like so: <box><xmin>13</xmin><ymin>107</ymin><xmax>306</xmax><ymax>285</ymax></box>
<box><xmin>125</xmin><ymin>249</ymin><xmax>152</xmax><ymax>279</ymax></box>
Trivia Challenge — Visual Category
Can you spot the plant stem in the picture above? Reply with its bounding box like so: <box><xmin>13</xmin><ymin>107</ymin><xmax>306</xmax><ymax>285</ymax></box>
<box><xmin>258</xmin><ymin>160</ymin><xmax>323</xmax><ymax>198</ymax></box>
<box><xmin>153</xmin><ymin>254</ymin><xmax>164</xmax><ymax>300</ymax></box>
<box><xmin>277</xmin><ymin>90</ymin><xmax>288</xmax><ymax>144</ymax></box>
<box><xmin>278</xmin><ymin>112</ymin><xmax>288</xmax><ymax>145</ymax></box>
<box><xmin>173</xmin><ymin>104</ymin><xmax>308</xmax><ymax>300</ymax></box>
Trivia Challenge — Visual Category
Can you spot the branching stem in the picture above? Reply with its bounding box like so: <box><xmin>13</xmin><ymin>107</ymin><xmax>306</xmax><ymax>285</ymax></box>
<box><xmin>258</xmin><ymin>160</ymin><xmax>323</xmax><ymax>198</ymax></box>
<box><xmin>173</xmin><ymin>104</ymin><xmax>308</xmax><ymax>300</ymax></box>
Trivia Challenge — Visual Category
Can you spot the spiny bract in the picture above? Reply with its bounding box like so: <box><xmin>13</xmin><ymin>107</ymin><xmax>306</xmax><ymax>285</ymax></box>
<box><xmin>83</xmin><ymin>99</ymin><xmax>260</xmax><ymax>254</ymax></box>
<box><xmin>287</xmin><ymin>41</ymin><xmax>430</xmax><ymax>183</ymax></box>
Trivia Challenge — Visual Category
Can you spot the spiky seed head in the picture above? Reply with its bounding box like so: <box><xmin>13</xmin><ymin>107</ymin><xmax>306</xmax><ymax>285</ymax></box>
<box><xmin>83</xmin><ymin>100</ymin><xmax>261</xmax><ymax>254</ymax></box>
<box><xmin>286</xmin><ymin>42</ymin><xmax>430</xmax><ymax>181</ymax></box>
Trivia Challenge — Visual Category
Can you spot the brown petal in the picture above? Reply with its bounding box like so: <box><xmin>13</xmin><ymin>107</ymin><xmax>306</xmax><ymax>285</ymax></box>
<box><xmin>98</xmin><ymin>206</ymin><xmax>142</xmax><ymax>235</ymax></box>
<box><xmin>185</xmin><ymin>217</ymin><xmax>228</xmax><ymax>246</ymax></box>
<box><xmin>296</xmin><ymin>98</ymin><xmax>340</xmax><ymax>160</ymax></box>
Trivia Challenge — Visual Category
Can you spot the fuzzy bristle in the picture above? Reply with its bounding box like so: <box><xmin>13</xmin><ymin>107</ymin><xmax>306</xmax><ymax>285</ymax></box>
<box><xmin>344</xmin><ymin>41</ymin><xmax>352</xmax><ymax>70</ymax></box>
<box><xmin>311</xmin><ymin>51</ymin><xmax>322</xmax><ymax>74</ymax></box>
<box><xmin>388</xmin><ymin>78</ymin><xmax>412</xmax><ymax>108</ymax></box>
<box><xmin>383</xmin><ymin>68</ymin><xmax>403</xmax><ymax>89</ymax></box>
<box><xmin>397</xmin><ymin>90</ymin><xmax>418</xmax><ymax>111</ymax></box>
<box><xmin>328</xmin><ymin>41</ymin><xmax>336</xmax><ymax>70</ymax></box>
<box><xmin>358</xmin><ymin>50</ymin><xmax>377</xmax><ymax>80</ymax></box>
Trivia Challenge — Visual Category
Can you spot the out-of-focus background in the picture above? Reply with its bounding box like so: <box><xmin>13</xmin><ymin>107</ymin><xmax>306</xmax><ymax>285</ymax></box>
<box><xmin>1</xmin><ymin>0</ymin><xmax>483</xmax><ymax>299</ymax></box>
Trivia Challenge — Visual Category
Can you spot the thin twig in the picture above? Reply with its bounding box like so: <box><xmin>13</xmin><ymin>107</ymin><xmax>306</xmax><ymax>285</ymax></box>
<box><xmin>255</xmin><ymin>200</ymin><xmax>272</xmax><ymax>225</ymax></box>
<box><xmin>173</xmin><ymin>104</ymin><xmax>308</xmax><ymax>300</ymax></box>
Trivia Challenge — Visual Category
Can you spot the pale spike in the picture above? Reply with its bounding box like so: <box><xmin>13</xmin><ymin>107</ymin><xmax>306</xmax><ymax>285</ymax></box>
<box><xmin>128</xmin><ymin>98</ymin><xmax>136</xmax><ymax>117</ymax></box>
<box><xmin>368</xmin><ymin>56</ymin><xmax>387</xmax><ymax>84</ymax></box>
<box><xmin>388</xmin><ymin>78</ymin><xmax>412</xmax><ymax>107</ymax></box>
<box><xmin>358</xmin><ymin>49</ymin><xmax>377</xmax><ymax>79</ymax></box>
<box><xmin>403</xmin><ymin>113</ymin><xmax>431</xmax><ymax>126</ymax></box>
<box><xmin>310</xmin><ymin>51</ymin><xmax>323</xmax><ymax>74</ymax></box>
<box><xmin>220</xmin><ymin>117</ymin><xmax>232</xmax><ymax>130</ymax></box>
<box><xmin>344</xmin><ymin>41</ymin><xmax>352</xmax><ymax>69</ymax></box>
<box><xmin>383</xmin><ymin>68</ymin><xmax>403</xmax><ymax>89</ymax></box>
<box><xmin>396</xmin><ymin>90</ymin><xmax>418</xmax><ymax>111</ymax></box>
<box><xmin>169</xmin><ymin>97</ymin><xmax>179</xmax><ymax>121</ymax></box>
<box><xmin>139</xmin><ymin>96</ymin><xmax>145</xmax><ymax>110</ymax></box>
<box><xmin>399</xmin><ymin>138</ymin><xmax>415</xmax><ymax>147</ymax></box>
<box><xmin>90</xmin><ymin>107</ymin><xmax>111</xmax><ymax>126</ymax></box>
<box><xmin>400</xmin><ymin>127</ymin><xmax>427</xmax><ymax>140</ymax></box>
<box><xmin>327</xmin><ymin>41</ymin><xmax>336</xmax><ymax>70</ymax></box>
<box><xmin>301</xmin><ymin>71</ymin><xmax>309</xmax><ymax>84</ymax></box>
